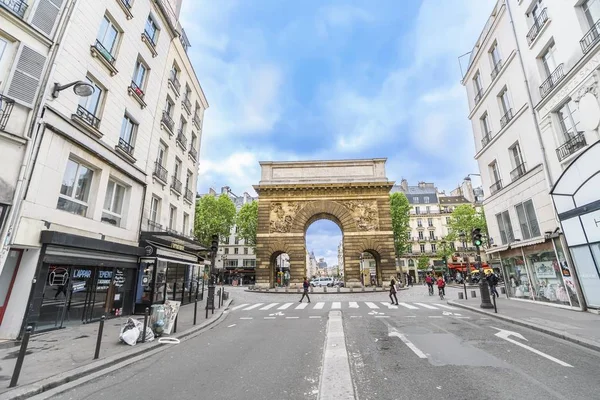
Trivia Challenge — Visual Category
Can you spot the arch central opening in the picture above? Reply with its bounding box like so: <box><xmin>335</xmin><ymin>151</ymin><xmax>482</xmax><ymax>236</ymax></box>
<box><xmin>305</xmin><ymin>217</ymin><xmax>343</xmax><ymax>286</ymax></box>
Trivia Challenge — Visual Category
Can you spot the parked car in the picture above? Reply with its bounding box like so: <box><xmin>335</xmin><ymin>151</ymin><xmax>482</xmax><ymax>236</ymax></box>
<box><xmin>334</xmin><ymin>279</ymin><xmax>345</xmax><ymax>287</ymax></box>
<box><xmin>311</xmin><ymin>277</ymin><xmax>335</xmax><ymax>287</ymax></box>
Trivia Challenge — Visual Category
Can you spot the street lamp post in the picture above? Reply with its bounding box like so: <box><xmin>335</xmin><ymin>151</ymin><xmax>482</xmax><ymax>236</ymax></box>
<box><xmin>459</xmin><ymin>232</ymin><xmax>468</xmax><ymax>301</ymax></box>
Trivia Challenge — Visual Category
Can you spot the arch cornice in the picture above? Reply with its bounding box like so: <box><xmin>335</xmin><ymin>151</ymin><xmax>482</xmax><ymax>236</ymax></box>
<box><xmin>290</xmin><ymin>200</ymin><xmax>358</xmax><ymax>233</ymax></box>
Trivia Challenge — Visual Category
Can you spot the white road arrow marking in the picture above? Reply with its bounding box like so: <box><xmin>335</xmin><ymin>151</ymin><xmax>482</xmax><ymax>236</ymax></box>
<box><xmin>389</xmin><ymin>331</ymin><xmax>427</xmax><ymax>359</ymax></box>
<box><xmin>492</xmin><ymin>327</ymin><xmax>573</xmax><ymax>367</ymax></box>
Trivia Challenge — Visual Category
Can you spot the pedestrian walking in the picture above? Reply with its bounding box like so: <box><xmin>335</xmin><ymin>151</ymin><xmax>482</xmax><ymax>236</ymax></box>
<box><xmin>407</xmin><ymin>274</ymin><xmax>413</xmax><ymax>287</ymax></box>
<box><xmin>486</xmin><ymin>271</ymin><xmax>500</xmax><ymax>297</ymax></box>
<box><xmin>299</xmin><ymin>277</ymin><xmax>311</xmax><ymax>303</ymax></box>
<box><xmin>389</xmin><ymin>278</ymin><xmax>399</xmax><ymax>305</ymax></box>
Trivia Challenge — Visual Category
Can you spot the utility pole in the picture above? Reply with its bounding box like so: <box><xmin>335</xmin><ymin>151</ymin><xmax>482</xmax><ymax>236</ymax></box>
<box><xmin>473</xmin><ymin>228</ymin><xmax>493</xmax><ymax>309</ymax></box>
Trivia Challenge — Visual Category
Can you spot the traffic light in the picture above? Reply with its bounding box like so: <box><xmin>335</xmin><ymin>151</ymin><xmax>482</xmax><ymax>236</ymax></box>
<box><xmin>471</xmin><ymin>228</ymin><xmax>483</xmax><ymax>247</ymax></box>
<box><xmin>211</xmin><ymin>234</ymin><xmax>219</xmax><ymax>253</ymax></box>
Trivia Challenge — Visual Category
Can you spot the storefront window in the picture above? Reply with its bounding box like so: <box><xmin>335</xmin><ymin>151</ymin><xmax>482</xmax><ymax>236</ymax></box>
<box><xmin>502</xmin><ymin>255</ymin><xmax>533</xmax><ymax>299</ymax></box>
<box><xmin>553</xmin><ymin>238</ymin><xmax>581</xmax><ymax>308</ymax></box>
<box><xmin>571</xmin><ymin>244</ymin><xmax>600</xmax><ymax>308</ymax></box>
<box><xmin>523</xmin><ymin>247</ymin><xmax>570</xmax><ymax>306</ymax></box>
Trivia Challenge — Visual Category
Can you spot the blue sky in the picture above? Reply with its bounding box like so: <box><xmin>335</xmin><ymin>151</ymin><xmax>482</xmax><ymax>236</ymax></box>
<box><xmin>181</xmin><ymin>0</ymin><xmax>494</xmax><ymax>266</ymax></box>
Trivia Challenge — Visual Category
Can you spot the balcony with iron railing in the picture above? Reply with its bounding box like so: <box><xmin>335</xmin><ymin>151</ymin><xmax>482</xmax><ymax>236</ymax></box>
<box><xmin>128</xmin><ymin>80</ymin><xmax>146</xmax><ymax>108</ymax></box>
<box><xmin>500</xmin><ymin>108</ymin><xmax>513</xmax><ymax>129</ymax></box>
<box><xmin>117</xmin><ymin>137</ymin><xmax>134</xmax><ymax>156</ymax></box>
<box><xmin>526</xmin><ymin>8</ymin><xmax>549</xmax><ymax>46</ymax></box>
<box><xmin>176</xmin><ymin>129</ymin><xmax>187</xmax><ymax>150</ymax></box>
<box><xmin>189</xmin><ymin>146</ymin><xmax>198</xmax><ymax>161</ymax></box>
<box><xmin>74</xmin><ymin>105</ymin><xmax>101</xmax><ymax>129</ymax></box>
<box><xmin>116</xmin><ymin>0</ymin><xmax>133</xmax><ymax>19</ymax></box>
<box><xmin>539</xmin><ymin>64</ymin><xmax>564</xmax><ymax>98</ymax></box>
<box><xmin>92</xmin><ymin>40</ymin><xmax>116</xmax><ymax>65</ymax></box>
<box><xmin>142</xmin><ymin>29</ymin><xmax>158</xmax><ymax>56</ymax></box>
<box><xmin>556</xmin><ymin>133</ymin><xmax>587</xmax><ymax>162</ymax></box>
<box><xmin>168</xmin><ymin>72</ymin><xmax>181</xmax><ymax>95</ymax></box>
<box><xmin>510</xmin><ymin>162</ymin><xmax>527</xmax><ymax>182</ymax></box>
<box><xmin>490</xmin><ymin>59</ymin><xmax>503</xmax><ymax>80</ymax></box>
<box><xmin>1</xmin><ymin>0</ymin><xmax>28</xmax><ymax>18</ymax></box>
<box><xmin>0</xmin><ymin>94</ymin><xmax>15</xmax><ymax>131</ymax></box>
<box><xmin>90</xmin><ymin>40</ymin><xmax>119</xmax><ymax>76</ymax></box>
<box><xmin>161</xmin><ymin>110</ymin><xmax>175</xmax><ymax>133</ymax></box>
<box><xmin>153</xmin><ymin>161</ymin><xmax>168</xmax><ymax>183</ymax></box>
<box><xmin>489</xmin><ymin>179</ymin><xmax>503</xmax><ymax>195</ymax></box>
<box><xmin>147</xmin><ymin>219</ymin><xmax>163</xmax><ymax>232</ymax></box>
<box><xmin>184</xmin><ymin>188</ymin><xmax>194</xmax><ymax>203</ymax></box>
<box><xmin>182</xmin><ymin>96</ymin><xmax>192</xmax><ymax>115</ymax></box>
<box><xmin>171</xmin><ymin>176</ymin><xmax>183</xmax><ymax>194</ymax></box>
<box><xmin>481</xmin><ymin>131</ymin><xmax>492</xmax><ymax>148</ymax></box>
<box><xmin>193</xmin><ymin>114</ymin><xmax>201</xmax><ymax>129</ymax></box>
<box><xmin>581</xmin><ymin>20</ymin><xmax>600</xmax><ymax>54</ymax></box>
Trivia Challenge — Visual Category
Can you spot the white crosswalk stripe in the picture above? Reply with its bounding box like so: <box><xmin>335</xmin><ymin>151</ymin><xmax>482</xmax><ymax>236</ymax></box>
<box><xmin>398</xmin><ymin>302</ymin><xmax>419</xmax><ymax>310</ymax></box>
<box><xmin>295</xmin><ymin>303</ymin><xmax>308</xmax><ymax>310</ymax></box>
<box><xmin>349</xmin><ymin>302</ymin><xmax>359</xmax><ymax>308</ymax></box>
<box><xmin>414</xmin><ymin>303</ymin><xmax>439</xmax><ymax>310</ymax></box>
<box><xmin>381</xmin><ymin>302</ymin><xmax>398</xmax><ymax>309</ymax></box>
<box><xmin>259</xmin><ymin>303</ymin><xmax>279</xmax><ymax>310</ymax></box>
<box><xmin>231</xmin><ymin>303</ymin><xmax>249</xmax><ymax>311</ymax></box>
<box><xmin>278</xmin><ymin>302</ymin><xmax>294</xmax><ymax>310</ymax></box>
<box><xmin>242</xmin><ymin>303</ymin><xmax>264</xmax><ymax>311</ymax></box>
<box><xmin>365</xmin><ymin>302</ymin><xmax>379</xmax><ymax>309</ymax></box>
<box><xmin>332</xmin><ymin>302</ymin><xmax>341</xmax><ymax>309</ymax></box>
<box><xmin>313</xmin><ymin>302</ymin><xmax>325</xmax><ymax>309</ymax></box>
<box><xmin>434</xmin><ymin>303</ymin><xmax>458</xmax><ymax>310</ymax></box>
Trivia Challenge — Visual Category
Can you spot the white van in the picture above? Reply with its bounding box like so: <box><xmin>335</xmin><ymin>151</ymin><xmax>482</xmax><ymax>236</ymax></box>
<box><xmin>311</xmin><ymin>277</ymin><xmax>335</xmax><ymax>287</ymax></box>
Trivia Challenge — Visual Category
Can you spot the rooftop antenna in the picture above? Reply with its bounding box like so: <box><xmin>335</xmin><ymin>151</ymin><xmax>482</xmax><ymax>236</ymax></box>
<box><xmin>458</xmin><ymin>51</ymin><xmax>472</xmax><ymax>82</ymax></box>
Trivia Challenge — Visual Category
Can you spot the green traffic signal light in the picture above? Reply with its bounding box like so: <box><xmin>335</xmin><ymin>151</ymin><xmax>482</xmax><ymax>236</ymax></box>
<box><xmin>471</xmin><ymin>228</ymin><xmax>483</xmax><ymax>247</ymax></box>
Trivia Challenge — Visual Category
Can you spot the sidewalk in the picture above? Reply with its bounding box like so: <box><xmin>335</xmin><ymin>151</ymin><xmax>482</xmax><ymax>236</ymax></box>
<box><xmin>448</xmin><ymin>295</ymin><xmax>600</xmax><ymax>352</ymax></box>
<box><xmin>0</xmin><ymin>291</ymin><xmax>231</xmax><ymax>399</ymax></box>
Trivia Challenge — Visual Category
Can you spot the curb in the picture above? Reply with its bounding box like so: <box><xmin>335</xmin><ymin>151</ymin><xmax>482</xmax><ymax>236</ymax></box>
<box><xmin>447</xmin><ymin>300</ymin><xmax>600</xmax><ymax>353</ymax></box>
<box><xmin>0</xmin><ymin>299</ymin><xmax>233</xmax><ymax>400</ymax></box>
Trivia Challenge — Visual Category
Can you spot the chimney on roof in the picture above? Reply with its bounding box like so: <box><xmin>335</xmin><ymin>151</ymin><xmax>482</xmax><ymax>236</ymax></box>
<box><xmin>209</xmin><ymin>188</ymin><xmax>216</xmax><ymax>196</ymax></box>
<box><xmin>221</xmin><ymin>186</ymin><xmax>230</xmax><ymax>195</ymax></box>
<box><xmin>401</xmin><ymin>179</ymin><xmax>408</xmax><ymax>191</ymax></box>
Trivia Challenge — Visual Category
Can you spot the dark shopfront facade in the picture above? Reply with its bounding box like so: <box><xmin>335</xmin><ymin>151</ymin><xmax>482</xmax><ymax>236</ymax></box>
<box><xmin>24</xmin><ymin>231</ymin><xmax>144</xmax><ymax>333</ymax></box>
<box><xmin>135</xmin><ymin>231</ymin><xmax>206</xmax><ymax>314</ymax></box>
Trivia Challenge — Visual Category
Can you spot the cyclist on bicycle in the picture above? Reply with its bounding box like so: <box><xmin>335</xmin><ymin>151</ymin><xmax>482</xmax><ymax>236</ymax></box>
<box><xmin>436</xmin><ymin>275</ymin><xmax>446</xmax><ymax>298</ymax></box>
<box><xmin>425</xmin><ymin>274</ymin><xmax>434</xmax><ymax>295</ymax></box>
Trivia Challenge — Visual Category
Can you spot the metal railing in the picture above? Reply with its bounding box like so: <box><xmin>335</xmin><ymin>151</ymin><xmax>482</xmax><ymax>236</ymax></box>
<box><xmin>143</xmin><ymin>29</ymin><xmax>157</xmax><ymax>47</ymax></box>
<box><xmin>539</xmin><ymin>64</ymin><xmax>564</xmax><ymax>98</ymax></box>
<box><xmin>171</xmin><ymin>176</ymin><xmax>182</xmax><ymax>194</ymax></box>
<box><xmin>510</xmin><ymin>162</ymin><xmax>527</xmax><ymax>182</ymax></box>
<box><xmin>93</xmin><ymin>40</ymin><xmax>116</xmax><ymax>65</ymax></box>
<box><xmin>185</xmin><ymin>188</ymin><xmax>194</xmax><ymax>203</ymax></box>
<box><xmin>581</xmin><ymin>20</ymin><xmax>600</xmax><ymax>54</ymax></box>
<box><xmin>75</xmin><ymin>105</ymin><xmax>101</xmax><ymax>129</ymax></box>
<box><xmin>0</xmin><ymin>94</ymin><xmax>15</xmax><ymax>131</ymax></box>
<box><xmin>500</xmin><ymin>108</ymin><xmax>513</xmax><ymax>129</ymax></box>
<box><xmin>556</xmin><ymin>133</ymin><xmax>587</xmax><ymax>161</ymax></box>
<box><xmin>490</xmin><ymin>59</ymin><xmax>503</xmax><ymax>80</ymax></box>
<box><xmin>189</xmin><ymin>146</ymin><xmax>198</xmax><ymax>160</ymax></box>
<box><xmin>526</xmin><ymin>8</ymin><xmax>548</xmax><ymax>46</ymax></box>
<box><xmin>161</xmin><ymin>110</ymin><xmax>175</xmax><ymax>132</ymax></box>
<box><xmin>193</xmin><ymin>114</ymin><xmax>201</xmax><ymax>129</ymax></box>
<box><xmin>117</xmin><ymin>137</ymin><xmax>134</xmax><ymax>155</ymax></box>
<box><xmin>130</xmin><ymin>81</ymin><xmax>145</xmax><ymax>99</ymax></box>
<box><xmin>153</xmin><ymin>161</ymin><xmax>167</xmax><ymax>182</ymax></box>
<box><xmin>120</xmin><ymin>0</ymin><xmax>132</xmax><ymax>9</ymax></box>
<box><xmin>489</xmin><ymin>179</ymin><xmax>503</xmax><ymax>195</ymax></box>
<box><xmin>481</xmin><ymin>132</ymin><xmax>492</xmax><ymax>148</ymax></box>
<box><xmin>147</xmin><ymin>219</ymin><xmax>163</xmax><ymax>232</ymax></box>
<box><xmin>1</xmin><ymin>0</ymin><xmax>28</xmax><ymax>18</ymax></box>
<box><xmin>169</xmin><ymin>72</ymin><xmax>181</xmax><ymax>93</ymax></box>
<box><xmin>182</xmin><ymin>96</ymin><xmax>192</xmax><ymax>114</ymax></box>
<box><xmin>176</xmin><ymin>129</ymin><xmax>188</xmax><ymax>149</ymax></box>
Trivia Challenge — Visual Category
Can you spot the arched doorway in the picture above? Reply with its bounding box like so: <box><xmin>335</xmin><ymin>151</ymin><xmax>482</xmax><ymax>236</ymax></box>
<box><xmin>270</xmin><ymin>252</ymin><xmax>290</xmax><ymax>287</ymax></box>
<box><xmin>359</xmin><ymin>251</ymin><xmax>382</xmax><ymax>287</ymax></box>
<box><xmin>305</xmin><ymin>218</ymin><xmax>343</xmax><ymax>283</ymax></box>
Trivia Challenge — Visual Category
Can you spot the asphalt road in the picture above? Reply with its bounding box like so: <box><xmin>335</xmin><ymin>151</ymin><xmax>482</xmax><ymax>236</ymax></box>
<box><xmin>51</xmin><ymin>286</ymin><xmax>600</xmax><ymax>400</ymax></box>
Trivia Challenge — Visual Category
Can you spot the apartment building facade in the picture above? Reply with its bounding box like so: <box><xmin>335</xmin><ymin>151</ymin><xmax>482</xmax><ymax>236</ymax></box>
<box><xmin>461</xmin><ymin>0</ymin><xmax>595</xmax><ymax>310</ymax></box>
<box><xmin>0</xmin><ymin>0</ymin><xmax>207</xmax><ymax>339</ymax></box>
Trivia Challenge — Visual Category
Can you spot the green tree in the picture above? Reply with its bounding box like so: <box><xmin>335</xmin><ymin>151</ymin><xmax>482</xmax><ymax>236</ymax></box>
<box><xmin>194</xmin><ymin>193</ymin><xmax>236</xmax><ymax>246</ymax></box>
<box><xmin>236</xmin><ymin>200</ymin><xmax>258</xmax><ymax>248</ymax></box>
<box><xmin>390</xmin><ymin>192</ymin><xmax>411</xmax><ymax>257</ymax></box>
<box><xmin>446</xmin><ymin>204</ymin><xmax>488</xmax><ymax>246</ymax></box>
<box><xmin>417</xmin><ymin>255</ymin><xmax>430</xmax><ymax>270</ymax></box>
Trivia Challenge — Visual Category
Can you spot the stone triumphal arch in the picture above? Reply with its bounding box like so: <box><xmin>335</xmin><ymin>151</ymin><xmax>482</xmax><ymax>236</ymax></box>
<box><xmin>254</xmin><ymin>159</ymin><xmax>397</xmax><ymax>288</ymax></box>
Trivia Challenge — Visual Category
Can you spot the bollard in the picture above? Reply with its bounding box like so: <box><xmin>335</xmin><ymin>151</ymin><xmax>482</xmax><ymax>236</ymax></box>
<box><xmin>324</xmin><ymin>286</ymin><xmax>327</xmax><ymax>293</ymax></box>
<box><xmin>195</xmin><ymin>279</ymin><xmax>200</xmax><ymax>301</ymax></box>
<box><xmin>93</xmin><ymin>316</ymin><xmax>105</xmax><ymax>360</ymax></box>
<box><xmin>501</xmin><ymin>287</ymin><xmax>506</xmax><ymax>294</ymax></box>
<box><xmin>458</xmin><ymin>292</ymin><xmax>464</xmax><ymax>300</ymax></box>
<box><xmin>173</xmin><ymin>283</ymin><xmax>177</xmax><ymax>301</ymax></box>
<box><xmin>492</xmin><ymin>292</ymin><xmax>498</xmax><ymax>314</ymax></box>
<box><xmin>9</xmin><ymin>326</ymin><xmax>33</xmax><ymax>388</ymax></box>
<box><xmin>142</xmin><ymin>307</ymin><xmax>149</xmax><ymax>343</ymax></box>
<box><xmin>194</xmin><ymin>298</ymin><xmax>198</xmax><ymax>325</ymax></box>
<box><xmin>337</xmin><ymin>287</ymin><xmax>340</xmax><ymax>292</ymax></box>
<box><xmin>181</xmin><ymin>283</ymin><xmax>185</xmax><ymax>304</ymax></box>
<box><xmin>471</xmin><ymin>290</ymin><xmax>477</xmax><ymax>298</ymax></box>
<box><xmin>173</xmin><ymin>315</ymin><xmax>178</xmax><ymax>333</ymax></box>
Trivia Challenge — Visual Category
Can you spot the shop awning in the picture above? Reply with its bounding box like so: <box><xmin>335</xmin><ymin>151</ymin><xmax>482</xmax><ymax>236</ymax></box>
<box><xmin>486</xmin><ymin>245</ymin><xmax>509</xmax><ymax>254</ymax></box>
<box><xmin>509</xmin><ymin>237</ymin><xmax>547</xmax><ymax>249</ymax></box>
<box><xmin>140</xmin><ymin>231</ymin><xmax>207</xmax><ymax>253</ymax></box>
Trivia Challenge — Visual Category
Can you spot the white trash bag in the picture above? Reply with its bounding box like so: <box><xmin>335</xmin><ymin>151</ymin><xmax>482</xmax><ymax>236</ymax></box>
<box><xmin>119</xmin><ymin>317</ymin><xmax>154</xmax><ymax>345</ymax></box>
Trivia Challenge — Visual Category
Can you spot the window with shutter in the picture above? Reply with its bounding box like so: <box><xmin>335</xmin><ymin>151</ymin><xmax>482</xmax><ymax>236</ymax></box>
<box><xmin>30</xmin><ymin>0</ymin><xmax>64</xmax><ymax>37</ymax></box>
<box><xmin>6</xmin><ymin>45</ymin><xmax>46</xmax><ymax>106</ymax></box>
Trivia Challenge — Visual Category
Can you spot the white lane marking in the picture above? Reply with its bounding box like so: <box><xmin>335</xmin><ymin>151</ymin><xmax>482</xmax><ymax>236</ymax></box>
<box><xmin>415</xmin><ymin>302</ymin><xmax>439</xmax><ymax>310</ymax></box>
<box><xmin>349</xmin><ymin>316</ymin><xmax>362</xmax><ymax>318</ymax></box>
<box><xmin>239</xmin><ymin>317</ymin><xmax>253</xmax><ymax>320</ymax></box>
<box><xmin>428</xmin><ymin>316</ymin><xmax>443</xmax><ymax>318</ymax></box>
<box><xmin>295</xmin><ymin>303</ymin><xmax>308</xmax><ymax>310</ymax></box>
<box><xmin>349</xmin><ymin>302</ymin><xmax>359</xmax><ymax>308</ymax></box>
<box><xmin>375</xmin><ymin>315</ymin><xmax>390</xmax><ymax>318</ymax></box>
<box><xmin>259</xmin><ymin>303</ymin><xmax>279</xmax><ymax>310</ymax></box>
<box><xmin>492</xmin><ymin>327</ymin><xmax>573</xmax><ymax>367</ymax></box>
<box><xmin>389</xmin><ymin>331</ymin><xmax>427</xmax><ymax>359</ymax></box>
<box><xmin>397</xmin><ymin>302</ymin><xmax>418</xmax><ymax>310</ymax></box>
<box><xmin>286</xmin><ymin>316</ymin><xmax>299</xmax><ymax>319</ymax></box>
<box><xmin>381</xmin><ymin>302</ymin><xmax>398</xmax><ymax>309</ymax></box>
<box><xmin>403</xmin><ymin>315</ymin><xmax>416</xmax><ymax>318</ymax></box>
<box><xmin>309</xmin><ymin>316</ymin><xmax>322</xmax><ymax>319</ymax></box>
<box><xmin>313</xmin><ymin>302</ymin><xmax>325</xmax><ymax>309</ymax></box>
<box><xmin>318</xmin><ymin>311</ymin><xmax>355</xmax><ymax>400</ymax></box>
<box><xmin>230</xmin><ymin>304</ymin><xmax>249</xmax><ymax>311</ymax></box>
<box><xmin>227</xmin><ymin>324</ymin><xmax>236</xmax><ymax>328</ymax></box>
<box><xmin>456</xmin><ymin>316</ymin><xmax>471</xmax><ymax>319</ymax></box>
<box><xmin>434</xmin><ymin>303</ymin><xmax>458</xmax><ymax>310</ymax></box>
<box><xmin>278</xmin><ymin>302</ymin><xmax>294</xmax><ymax>310</ymax></box>
<box><xmin>332</xmin><ymin>302</ymin><xmax>341</xmax><ymax>309</ymax></box>
<box><xmin>242</xmin><ymin>303</ymin><xmax>264</xmax><ymax>311</ymax></box>
<box><xmin>264</xmin><ymin>317</ymin><xmax>276</xmax><ymax>320</ymax></box>
<box><xmin>365</xmin><ymin>302</ymin><xmax>379</xmax><ymax>309</ymax></box>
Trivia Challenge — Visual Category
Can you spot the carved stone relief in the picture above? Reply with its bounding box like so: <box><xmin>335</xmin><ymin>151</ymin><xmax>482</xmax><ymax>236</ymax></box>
<box><xmin>341</xmin><ymin>200</ymin><xmax>379</xmax><ymax>231</ymax></box>
<box><xmin>269</xmin><ymin>201</ymin><xmax>302</xmax><ymax>233</ymax></box>
<box><xmin>574</xmin><ymin>81</ymin><xmax>598</xmax><ymax>103</ymax></box>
